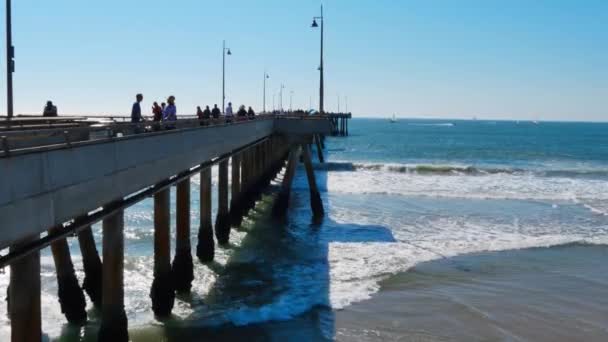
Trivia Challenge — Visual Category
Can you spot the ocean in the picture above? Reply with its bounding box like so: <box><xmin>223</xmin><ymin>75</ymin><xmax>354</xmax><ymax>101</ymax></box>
<box><xmin>1</xmin><ymin>118</ymin><xmax>608</xmax><ymax>341</ymax></box>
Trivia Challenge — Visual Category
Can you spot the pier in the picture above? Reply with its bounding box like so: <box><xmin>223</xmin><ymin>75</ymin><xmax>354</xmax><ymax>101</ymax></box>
<box><xmin>0</xmin><ymin>113</ymin><xmax>351</xmax><ymax>340</ymax></box>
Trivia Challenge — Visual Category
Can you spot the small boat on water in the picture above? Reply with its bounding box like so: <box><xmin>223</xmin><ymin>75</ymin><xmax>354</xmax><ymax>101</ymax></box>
<box><xmin>389</xmin><ymin>114</ymin><xmax>397</xmax><ymax>123</ymax></box>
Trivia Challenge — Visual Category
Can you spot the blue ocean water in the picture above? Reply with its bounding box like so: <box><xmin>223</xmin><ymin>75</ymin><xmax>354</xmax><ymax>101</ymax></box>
<box><xmin>1</xmin><ymin>118</ymin><xmax>607</xmax><ymax>340</ymax></box>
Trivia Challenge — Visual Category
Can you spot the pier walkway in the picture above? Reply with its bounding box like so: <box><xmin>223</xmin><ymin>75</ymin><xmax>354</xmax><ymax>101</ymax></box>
<box><xmin>0</xmin><ymin>113</ymin><xmax>350</xmax><ymax>341</ymax></box>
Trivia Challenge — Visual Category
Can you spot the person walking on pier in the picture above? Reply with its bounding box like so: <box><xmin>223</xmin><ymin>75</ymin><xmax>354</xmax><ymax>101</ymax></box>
<box><xmin>211</xmin><ymin>104</ymin><xmax>221</xmax><ymax>119</ymax></box>
<box><xmin>247</xmin><ymin>106</ymin><xmax>255</xmax><ymax>120</ymax></box>
<box><xmin>43</xmin><ymin>100</ymin><xmax>58</xmax><ymax>117</ymax></box>
<box><xmin>131</xmin><ymin>94</ymin><xmax>144</xmax><ymax>122</ymax></box>
<box><xmin>162</xmin><ymin>96</ymin><xmax>177</xmax><ymax>129</ymax></box>
<box><xmin>197</xmin><ymin>106</ymin><xmax>204</xmax><ymax>120</ymax></box>
<box><xmin>237</xmin><ymin>105</ymin><xmax>247</xmax><ymax>120</ymax></box>
<box><xmin>203</xmin><ymin>105</ymin><xmax>211</xmax><ymax>119</ymax></box>
<box><xmin>152</xmin><ymin>102</ymin><xmax>162</xmax><ymax>131</ymax></box>
<box><xmin>225</xmin><ymin>102</ymin><xmax>234</xmax><ymax>123</ymax></box>
<box><xmin>131</xmin><ymin>93</ymin><xmax>145</xmax><ymax>133</ymax></box>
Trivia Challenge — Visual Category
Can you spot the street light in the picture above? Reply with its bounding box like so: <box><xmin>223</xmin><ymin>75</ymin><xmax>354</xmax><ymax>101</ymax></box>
<box><xmin>290</xmin><ymin>91</ymin><xmax>294</xmax><ymax>112</ymax></box>
<box><xmin>6</xmin><ymin>0</ymin><xmax>14</xmax><ymax>118</ymax></box>
<box><xmin>279</xmin><ymin>84</ymin><xmax>285</xmax><ymax>113</ymax></box>
<box><xmin>222</xmin><ymin>40</ymin><xmax>231</xmax><ymax>114</ymax></box>
<box><xmin>263</xmin><ymin>71</ymin><xmax>269</xmax><ymax>113</ymax></box>
<box><xmin>311</xmin><ymin>5</ymin><xmax>324</xmax><ymax>113</ymax></box>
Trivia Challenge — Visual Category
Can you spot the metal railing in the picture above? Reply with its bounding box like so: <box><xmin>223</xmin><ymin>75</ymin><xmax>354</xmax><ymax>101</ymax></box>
<box><xmin>0</xmin><ymin>113</ymin><xmax>332</xmax><ymax>157</ymax></box>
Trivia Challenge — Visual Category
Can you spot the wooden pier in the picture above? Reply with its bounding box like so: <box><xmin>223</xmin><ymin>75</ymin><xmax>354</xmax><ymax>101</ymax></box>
<box><xmin>0</xmin><ymin>113</ymin><xmax>349</xmax><ymax>340</ymax></box>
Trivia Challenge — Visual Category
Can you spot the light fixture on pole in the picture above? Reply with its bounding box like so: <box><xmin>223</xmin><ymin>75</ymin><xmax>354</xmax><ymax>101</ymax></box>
<box><xmin>263</xmin><ymin>71</ymin><xmax>269</xmax><ymax>113</ymax></box>
<box><xmin>279</xmin><ymin>84</ymin><xmax>285</xmax><ymax>113</ymax></box>
<box><xmin>222</xmin><ymin>40</ymin><xmax>231</xmax><ymax>114</ymax></box>
<box><xmin>6</xmin><ymin>0</ymin><xmax>14</xmax><ymax>118</ymax></box>
<box><xmin>311</xmin><ymin>5</ymin><xmax>324</xmax><ymax>114</ymax></box>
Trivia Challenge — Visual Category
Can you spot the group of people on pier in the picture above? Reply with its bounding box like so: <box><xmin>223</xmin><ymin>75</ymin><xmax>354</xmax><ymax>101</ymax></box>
<box><xmin>131</xmin><ymin>94</ymin><xmax>257</xmax><ymax>130</ymax></box>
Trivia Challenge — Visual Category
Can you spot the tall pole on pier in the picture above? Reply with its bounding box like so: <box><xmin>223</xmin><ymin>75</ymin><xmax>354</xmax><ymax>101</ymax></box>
<box><xmin>222</xmin><ymin>40</ymin><xmax>231</xmax><ymax>114</ymax></box>
<box><xmin>263</xmin><ymin>71</ymin><xmax>269</xmax><ymax>113</ymax></box>
<box><xmin>290</xmin><ymin>91</ymin><xmax>293</xmax><ymax>112</ymax></box>
<box><xmin>6</xmin><ymin>0</ymin><xmax>14</xmax><ymax>118</ymax></box>
<box><xmin>311</xmin><ymin>5</ymin><xmax>324</xmax><ymax>113</ymax></box>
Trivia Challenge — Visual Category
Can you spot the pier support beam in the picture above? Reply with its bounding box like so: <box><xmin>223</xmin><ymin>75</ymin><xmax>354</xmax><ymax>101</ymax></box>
<box><xmin>315</xmin><ymin>135</ymin><xmax>325</xmax><ymax>163</ymax></box>
<box><xmin>151</xmin><ymin>189</ymin><xmax>175</xmax><ymax>317</ymax></box>
<box><xmin>77</xmin><ymin>226</ymin><xmax>103</xmax><ymax>308</ymax></box>
<box><xmin>230</xmin><ymin>153</ymin><xmax>242</xmax><ymax>227</ymax></box>
<box><xmin>197</xmin><ymin>168</ymin><xmax>215</xmax><ymax>262</ymax></box>
<box><xmin>9</xmin><ymin>236</ymin><xmax>41</xmax><ymax>342</ymax></box>
<box><xmin>98</xmin><ymin>208</ymin><xmax>129</xmax><ymax>342</ymax></box>
<box><xmin>49</xmin><ymin>226</ymin><xmax>87</xmax><ymax>324</ymax></box>
<box><xmin>301</xmin><ymin>144</ymin><xmax>325</xmax><ymax>218</ymax></box>
<box><xmin>215</xmin><ymin>160</ymin><xmax>231</xmax><ymax>245</ymax></box>
<box><xmin>273</xmin><ymin>146</ymin><xmax>299</xmax><ymax>218</ymax></box>
<box><xmin>172</xmin><ymin>179</ymin><xmax>194</xmax><ymax>293</ymax></box>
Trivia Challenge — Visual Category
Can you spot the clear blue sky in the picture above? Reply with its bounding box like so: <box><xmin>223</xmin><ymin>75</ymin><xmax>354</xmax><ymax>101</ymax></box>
<box><xmin>1</xmin><ymin>0</ymin><xmax>606</xmax><ymax>120</ymax></box>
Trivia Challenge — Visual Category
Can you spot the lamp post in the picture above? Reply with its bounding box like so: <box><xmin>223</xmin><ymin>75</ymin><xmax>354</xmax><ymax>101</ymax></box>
<box><xmin>279</xmin><ymin>84</ymin><xmax>285</xmax><ymax>113</ymax></box>
<box><xmin>311</xmin><ymin>5</ymin><xmax>324</xmax><ymax>114</ymax></box>
<box><xmin>6</xmin><ymin>0</ymin><xmax>14</xmax><ymax>118</ymax></box>
<box><xmin>263</xmin><ymin>71</ymin><xmax>269</xmax><ymax>113</ymax></box>
<box><xmin>289</xmin><ymin>91</ymin><xmax>293</xmax><ymax>112</ymax></box>
<box><xmin>272</xmin><ymin>94</ymin><xmax>276</xmax><ymax>112</ymax></box>
<box><xmin>345</xmin><ymin>96</ymin><xmax>348</xmax><ymax>113</ymax></box>
<box><xmin>222</xmin><ymin>40</ymin><xmax>231</xmax><ymax>114</ymax></box>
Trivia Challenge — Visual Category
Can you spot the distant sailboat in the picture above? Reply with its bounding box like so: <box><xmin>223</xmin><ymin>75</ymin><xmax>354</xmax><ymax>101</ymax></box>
<box><xmin>389</xmin><ymin>114</ymin><xmax>397</xmax><ymax>123</ymax></box>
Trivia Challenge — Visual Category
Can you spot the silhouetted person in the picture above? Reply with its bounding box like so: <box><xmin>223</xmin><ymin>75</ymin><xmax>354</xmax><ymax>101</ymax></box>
<box><xmin>203</xmin><ymin>105</ymin><xmax>211</xmax><ymax>119</ymax></box>
<box><xmin>162</xmin><ymin>96</ymin><xmax>177</xmax><ymax>129</ymax></box>
<box><xmin>131</xmin><ymin>93</ymin><xmax>144</xmax><ymax>123</ymax></box>
<box><xmin>237</xmin><ymin>105</ymin><xmax>247</xmax><ymax>118</ymax></box>
<box><xmin>43</xmin><ymin>101</ymin><xmax>58</xmax><ymax>117</ymax></box>
<box><xmin>247</xmin><ymin>106</ymin><xmax>255</xmax><ymax>120</ymax></box>
<box><xmin>197</xmin><ymin>106</ymin><xmax>204</xmax><ymax>120</ymax></box>
<box><xmin>211</xmin><ymin>104</ymin><xmax>220</xmax><ymax>119</ymax></box>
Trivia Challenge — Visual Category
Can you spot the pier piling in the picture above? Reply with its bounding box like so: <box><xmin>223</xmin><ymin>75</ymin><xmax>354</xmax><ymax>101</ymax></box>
<box><xmin>151</xmin><ymin>189</ymin><xmax>175</xmax><ymax>316</ymax></box>
<box><xmin>77</xmin><ymin>225</ymin><xmax>103</xmax><ymax>307</ymax></box>
<box><xmin>230</xmin><ymin>153</ymin><xmax>242</xmax><ymax>227</ymax></box>
<box><xmin>315</xmin><ymin>135</ymin><xmax>325</xmax><ymax>163</ymax></box>
<box><xmin>49</xmin><ymin>226</ymin><xmax>87</xmax><ymax>324</ymax></box>
<box><xmin>98</xmin><ymin>208</ymin><xmax>129</xmax><ymax>342</ymax></box>
<box><xmin>9</xmin><ymin>236</ymin><xmax>41</xmax><ymax>342</ymax></box>
<box><xmin>301</xmin><ymin>144</ymin><xmax>325</xmax><ymax>218</ymax></box>
<box><xmin>215</xmin><ymin>160</ymin><xmax>231</xmax><ymax>245</ymax></box>
<box><xmin>172</xmin><ymin>179</ymin><xmax>194</xmax><ymax>293</ymax></box>
<box><xmin>197</xmin><ymin>168</ymin><xmax>215</xmax><ymax>262</ymax></box>
<box><xmin>272</xmin><ymin>146</ymin><xmax>299</xmax><ymax>218</ymax></box>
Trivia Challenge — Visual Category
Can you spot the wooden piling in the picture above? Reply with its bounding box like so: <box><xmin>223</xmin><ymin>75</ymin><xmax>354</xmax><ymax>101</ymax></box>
<box><xmin>98</xmin><ymin>208</ymin><xmax>128</xmax><ymax>342</ymax></box>
<box><xmin>9</xmin><ymin>236</ymin><xmax>41</xmax><ymax>342</ymax></box>
<box><xmin>151</xmin><ymin>189</ymin><xmax>175</xmax><ymax>316</ymax></box>
<box><xmin>77</xmin><ymin>226</ymin><xmax>103</xmax><ymax>308</ymax></box>
<box><xmin>215</xmin><ymin>160</ymin><xmax>231</xmax><ymax>245</ymax></box>
<box><xmin>49</xmin><ymin>226</ymin><xmax>87</xmax><ymax>324</ymax></box>
<box><xmin>230</xmin><ymin>153</ymin><xmax>242</xmax><ymax>226</ymax></box>
<box><xmin>272</xmin><ymin>146</ymin><xmax>299</xmax><ymax>218</ymax></box>
<box><xmin>315</xmin><ymin>135</ymin><xmax>325</xmax><ymax>163</ymax></box>
<box><xmin>301</xmin><ymin>144</ymin><xmax>325</xmax><ymax>218</ymax></box>
<box><xmin>172</xmin><ymin>179</ymin><xmax>194</xmax><ymax>293</ymax></box>
<box><xmin>196</xmin><ymin>168</ymin><xmax>215</xmax><ymax>262</ymax></box>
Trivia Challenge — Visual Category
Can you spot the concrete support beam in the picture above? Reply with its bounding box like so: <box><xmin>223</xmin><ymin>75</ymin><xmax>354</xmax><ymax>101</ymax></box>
<box><xmin>9</xmin><ymin>236</ymin><xmax>41</xmax><ymax>342</ymax></box>
<box><xmin>98</xmin><ymin>208</ymin><xmax>128</xmax><ymax>342</ymax></box>
<box><xmin>77</xmin><ymin>226</ymin><xmax>103</xmax><ymax>308</ymax></box>
<box><xmin>49</xmin><ymin>226</ymin><xmax>87</xmax><ymax>324</ymax></box>
<box><xmin>230</xmin><ymin>153</ymin><xmax>242</xmax><ymax>227</ymax></box>
<box><xmin>196</xmin><ymin>168</ymin><xmax>214</xmax><ymax>262</ymax></box>
<box><xmin>172</xmin><ymin>179</ymin><xmax>194</xmax><ymax>293</ymax></box>
<box><xmin>301</xmin><ymin>144</ymin><xmax>325</xmax><ymax>218</ymax></box>
<box><xmin>315</xmin><ymin>135</ymin><xmax>325</xmax><ymax>163</ymax></box>
<box><xmin>151</xmin><ymin>189</ymin><xmax>174</xmax><ymax>317</ymax></box>
<box><xmin>272</xmin><ymin>146</ymin><xmax>299</xmax><ymax>218</ymax></box>
<box><xmin>215</xmin><ymin>161</ymin><xmax>230</xmax><ymax>245</ymax></box>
